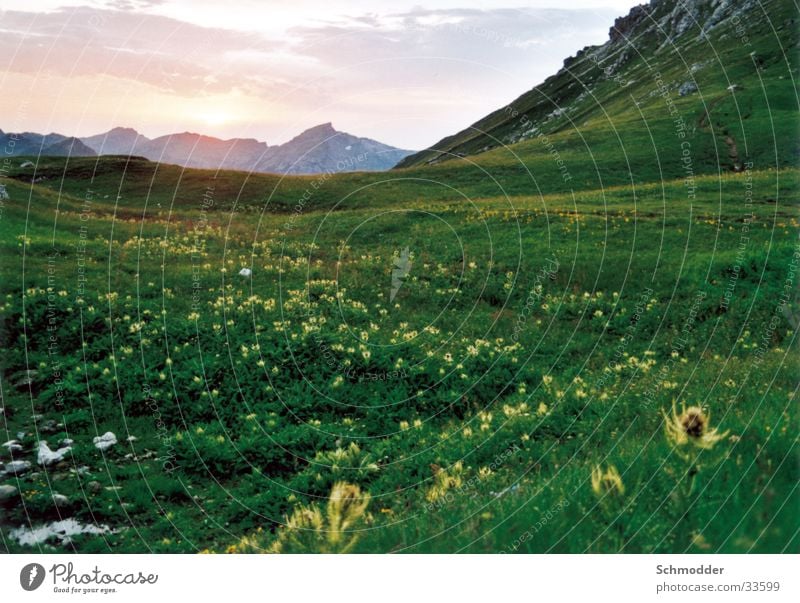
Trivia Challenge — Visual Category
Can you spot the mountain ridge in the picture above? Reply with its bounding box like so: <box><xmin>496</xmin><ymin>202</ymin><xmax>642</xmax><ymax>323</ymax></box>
<box><xmin>395</xmin><ymin>0</ymin><xmax>786</xmax><ymax>170</ymax></box>
<box><xmin>0</xmin><ymin>124</ymin><xmax>413</xmax><ymax>175</ymax></box>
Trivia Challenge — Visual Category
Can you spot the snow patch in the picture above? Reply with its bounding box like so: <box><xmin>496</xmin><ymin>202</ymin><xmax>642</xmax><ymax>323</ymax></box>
<box><xmin>10</xmin><ymin>519</ymin><xmax>114</xmax><ymax>546</ymax></box>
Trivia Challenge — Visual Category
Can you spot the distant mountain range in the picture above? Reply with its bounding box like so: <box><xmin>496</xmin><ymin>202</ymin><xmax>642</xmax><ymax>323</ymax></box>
<box><xmin>0</xmin><ymin>123</ymin><xmax>413</xmax><ymax>174</ymax></box>
<box><xmin>0</xmin><ymin>131</ymin><xmax>98</xmax><ymax>158</ymax></box>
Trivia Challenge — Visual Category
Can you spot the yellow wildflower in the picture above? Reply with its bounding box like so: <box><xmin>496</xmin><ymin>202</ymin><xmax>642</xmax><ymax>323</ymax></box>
<box><xmin>591</xmin><ymin>465</ymin><xmax>625</xmax><ymax>498</ymax></box>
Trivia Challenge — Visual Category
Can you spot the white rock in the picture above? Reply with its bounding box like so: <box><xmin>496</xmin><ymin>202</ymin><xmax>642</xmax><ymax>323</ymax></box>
<box><xmin>37</xmin><ymin>441</ymin><xmax>72</xmax><ymax>466</ymax></box>
<box><xmin>9</xmin><ymin>519</ymin><xmax>113</xmax><ymax>546</ymax></box>
<box><xmin>238</xmin><ymin>268</ymin><xmax>252</xmax><ymax>277</ymax></box>
<box><xmin>52</xmin><ymin>493</ymin><xmax>70</xmax><ymax>507</ymax></box>
<box><xmin>2</xmin><ymin>440</ymin><xmax>23</xmax><ymax>453</ymax></box>
<box><xmin>4</xmin><ymin>460</ymin><xmax>32</xmax><ymax>475</ymax></box>
<box><xmin>93</xmin><ymin>432</ymin><xmax>117</xmax><ymax>451</ymax></box>
<box><xmin>0</xmin><ymin>484</ymin><xmax>18</xmax><ymax>503</ymax></box>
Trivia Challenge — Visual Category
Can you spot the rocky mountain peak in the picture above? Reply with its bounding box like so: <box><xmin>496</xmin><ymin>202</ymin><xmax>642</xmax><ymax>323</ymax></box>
<box><xmin>609</xmin><ymin>3</ymin><xmax>652</xmax><ymax>43</ymax></box>
<box><xmin>107</xmin><ymin>126</ymin><xmax>139</xmax><ymax>135</ymax></box>
<box><xmin>297</xmin><ymin>122</ymin><xmax>338</xmax><ymax>139</ymax></box>
<box><xmin>607</xmin><ymin>0</ymin><xmax>762</xmax><ymax>46</ymax></box>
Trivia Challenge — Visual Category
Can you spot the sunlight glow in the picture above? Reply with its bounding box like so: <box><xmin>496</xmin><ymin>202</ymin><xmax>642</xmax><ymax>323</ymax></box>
<box><xmin>195</xmin><ymin>109</ymin><xmax>234</xmax><ymax>126</ymax></box>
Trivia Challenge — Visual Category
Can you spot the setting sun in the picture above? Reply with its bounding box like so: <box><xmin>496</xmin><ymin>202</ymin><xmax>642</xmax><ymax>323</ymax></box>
<box><xmin>195</xmin><ymin>108</ymin><xmax>233</xmax><ymax>126</ymax></box>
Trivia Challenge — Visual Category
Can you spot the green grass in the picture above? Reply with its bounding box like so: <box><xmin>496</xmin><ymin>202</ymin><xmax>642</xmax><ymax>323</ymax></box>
<box><xmin>0</xmin><ymin>157</ymin><xmax>797</xmax><ymax>552</ymax></box>
<box><xmin>398</xmin><ymin>0</ymin><xmax>800</xmax><ymax>174</ymax></box>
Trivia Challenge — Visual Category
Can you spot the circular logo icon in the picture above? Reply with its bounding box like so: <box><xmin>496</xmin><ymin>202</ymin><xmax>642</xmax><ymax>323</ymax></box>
<box><xmin>20</xmin><ymin>563</ymin><xmax>45</xmax><ymax>591</ymax></box>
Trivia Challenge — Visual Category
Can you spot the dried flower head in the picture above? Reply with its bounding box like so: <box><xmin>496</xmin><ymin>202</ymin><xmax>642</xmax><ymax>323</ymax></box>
<box><xmin>426</xmin><ymin>461</ymin><xmax>464</xmax><ymax>502</ymax></box>
<box><xmin>591</xmin><ymin>464</ymin><xmax>625</xmax><ymax>498</ymax></box>
<box><xmin>663</xmin><ymin>403</ymin><xmax>729</xmax><ymax>449</ymax></box>
<box><xmin>327</xmin><ymin>482</ymin><xmax>371</xmax><ymax>537</ymax></box>
<box><xmin>250</xmin><ymin>482</ymin><xmax>371</xmax><ymax>554</ymax></box>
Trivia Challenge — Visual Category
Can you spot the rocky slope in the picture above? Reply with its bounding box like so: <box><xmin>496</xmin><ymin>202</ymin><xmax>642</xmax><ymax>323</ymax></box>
<box><xmin>395</xmin><ymin>0</ymin><xmax>791</xmax><ymax>169</ymax></box>
<box><xmin>128</xmin><ymin>132</ymin><xmax>269</xmax><ymax>172</ymax></box>
<box><xmin>0</xmin><ymin>131</ymin><xmax>95</xmax><ymax>157</ymax></box>
<box><xmin>255</xmin><ymin>122</ymin><xmax>413</xmax><ymax>175</ymax></box>
<box><xmin>79</xmin><ymin>126</ymin><xmax>146</xmax><ymax>156</ymax></box>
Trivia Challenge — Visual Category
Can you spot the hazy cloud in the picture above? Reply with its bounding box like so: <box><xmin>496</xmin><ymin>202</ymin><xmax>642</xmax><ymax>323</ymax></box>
<box><xmin>0</xmin><ymin>3</ymin><xmax>620</xmax><ymax>147</ymax></box>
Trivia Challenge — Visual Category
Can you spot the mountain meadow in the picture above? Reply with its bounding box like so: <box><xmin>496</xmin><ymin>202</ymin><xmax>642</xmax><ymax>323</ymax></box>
<box><xmin>0</xmin><ymin>0</ymin><xmax>798</xmax><ymax>553</ymax></box>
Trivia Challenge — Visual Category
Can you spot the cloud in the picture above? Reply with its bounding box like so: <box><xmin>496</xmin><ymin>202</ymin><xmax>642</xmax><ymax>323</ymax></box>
<box><xmin>0</xmin><ymin>6</ymin><xmax>277</xmax><ymax>95</ymax></box>
<box><xmin>278</xmin><ymin>6</ymin><xmax>617</xmax><ymax>111</ymax></box>
<box><xmin>1</xmin><ymin>5</ymin><xmax>617</xmax><ymax>92</ymax></box>
<box><xmin>0</xmin><ymin>3</ymin><xmax>620</xmax><ymax>147</ymax></box>
<box><xmin>283</xmin><ymin>6</ymin><xmax>617</xmax><ymax>88</ymax></box>
<box><xmin>100</xmin><ymin>0</ymin><xmax>167</xmax><ymax>10</ymax></box>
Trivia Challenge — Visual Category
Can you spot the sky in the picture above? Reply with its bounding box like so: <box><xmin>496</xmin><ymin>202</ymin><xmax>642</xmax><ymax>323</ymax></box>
<box><xmin>0</xmin><ymin>0</ymin><xmax>636</xmax><ymax>149</ymax></box>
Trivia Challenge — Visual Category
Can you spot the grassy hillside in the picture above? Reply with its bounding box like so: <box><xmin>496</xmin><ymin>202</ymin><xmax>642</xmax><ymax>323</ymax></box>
<box><xmin>397</xmin><ymin>0</ymin><xmax>799</xmax><ymax>181</ymax></box>
<box><xmin>0</xmin><ymin>156</ymin><xmax>797</xmax><ymax>552</ymax></box>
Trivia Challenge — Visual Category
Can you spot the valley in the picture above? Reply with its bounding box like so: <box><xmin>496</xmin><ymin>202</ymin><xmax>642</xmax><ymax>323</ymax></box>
<box><xmin>0</xmin><ymin>0</ymin><xmax>797</xmax><ymax>554</ymax></box>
